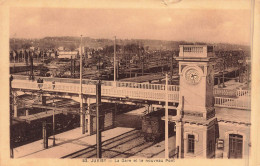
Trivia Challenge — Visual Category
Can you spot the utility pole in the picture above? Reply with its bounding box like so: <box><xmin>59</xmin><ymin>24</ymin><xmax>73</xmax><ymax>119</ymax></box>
<box><xmin>52</xmin><ymin>98</ymin><xmax>56</xmax><ymax>146</ymax></box>
<box><xmin>30</xmin><ymin>52</ymin><xmax>34</xmax><ymax>80</ymax></box>
<box><xmin>130</xmin><ymin>57</ymin><xmax>132</xmax><ymax>78</ymax></box>
<box><xmin>222</xmin><ymin>59</ymin><xmax>226</xmax><ymax>88</ymax></box>
<box><xmin>170</xmin><ymin>52</ymin><xmax>174</xmax><ymax>85</ymax></box>
<box><xmin>96</xmin><ymin>80</ymin><xmax>102</xmax><ymax>158</ymax></box>
<box><xmin>117</xmin><ymin>60</ymin><xmax>119</xmax><ymax>80</ymax></box>
<box><xmin>165</xmin><ymin>74</ymin><xmax>169</xmax><ymax>158</ymax></box>
<box><xmin>161</xmin><ymin>46</ymin><xmax>163</xmax><ymax>74</ymax></box>
<box><xmin>114</xmin><ymin>36</ymin><xmax>116</xmax><ymax>82</ymax></box>
<box><xmin>73</xmin><ymin>59</ymin><xmax>76</xmax><ymax>78</ymax></box>
<box><xmin>71</xmin><ymin>56</ymin><xmax>73</xmax><ymax>78</ymax></box>
<box><xmin>80</xmin><ymin>35</ymin><xmax>85</xmax><ymax>134</ymax></box>
<box><xmin>10</xmin><ymin>75</ymin><xmax>14</xmax><ymax>158</ymax></box>
<box><xmin>13</xmin><ymin>51</ymin><xmax>16</xmax><ymax>73</ymax></box>
<box><xmin>141</xmin><ymin>57</ymin><xmax>144</xmax><ymax>76</ymax></box>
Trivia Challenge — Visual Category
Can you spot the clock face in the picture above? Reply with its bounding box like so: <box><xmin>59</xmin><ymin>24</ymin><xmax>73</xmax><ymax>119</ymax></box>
<box><xmin>185</xmin><ymin>68</ymin><xmax>201</xmax><ymax>84</ymax></box>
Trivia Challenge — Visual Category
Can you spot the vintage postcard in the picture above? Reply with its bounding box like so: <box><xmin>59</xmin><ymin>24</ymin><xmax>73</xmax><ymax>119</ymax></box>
<box><xmin>0</xmin><ymin>0</ymin><xmax>259</xmax><ymax>166</ymax></box>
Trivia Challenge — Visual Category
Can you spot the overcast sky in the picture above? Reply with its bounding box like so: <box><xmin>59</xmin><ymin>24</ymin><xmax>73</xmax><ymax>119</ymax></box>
<box><xmin>10</xmin><ymin>7</ymin><xmax>251</xmax><ymax>45</ymax></box>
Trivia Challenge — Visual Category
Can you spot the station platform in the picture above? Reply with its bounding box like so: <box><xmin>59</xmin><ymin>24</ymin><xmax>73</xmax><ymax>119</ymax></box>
<box><xmin>14</xmin><ymin>127</ymin><xmax>135</xmax><ymax>158</ymax></box>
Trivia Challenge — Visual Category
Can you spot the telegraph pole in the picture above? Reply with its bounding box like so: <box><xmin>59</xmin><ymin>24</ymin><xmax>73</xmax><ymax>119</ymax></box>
<box><xmin>52</xmin><ymin>98</ymin><xmax>56</xmax><ymax>146</ymax></box>
<box><xmin>30</xmin><ymin>52</ymin><xmax>34</xmax><ymax>80</ymax></box>
<box><xmin>114</xmin><ymin>36</ymin><xmax>116</xmax><ymax>82</ymax></box>
<box><xmin>80</xmin><ymin>35</ymin><xmax>85</xmax><ymax>134</ymax></box>
<box><xmin>222</xmin><ymin>59</ymin><xmax>226</xmax><ymax>88</ymax></box>
<box><xmin>96</xmin><ymin>80</ymin><xmax>102</xmax><ymax>158</ymax></box>
<box><xmin>170</xmin><ymin>52</ymin><xmax>174</xmax><ymax>85</ymax></box>
<box><xmin>71</xmin><ymin>56</ymin><xmax>73</xmax><ymax>78</ymax></box>
<box><xmin>10</xmin><ymin>75</ymin><xmax>14</xmax><ymax>158</ymax></box>
<box><xmin>165</xmin><ymin>74</ymin><xmax>169</xmax><ymax>158</ymax></box>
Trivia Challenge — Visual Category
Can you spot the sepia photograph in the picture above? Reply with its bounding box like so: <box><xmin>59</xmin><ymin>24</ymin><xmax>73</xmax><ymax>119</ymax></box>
<box><xmin>1</xmin><ymin>0</ymin><xmax>259</xmax><ymax>165</ymax></box>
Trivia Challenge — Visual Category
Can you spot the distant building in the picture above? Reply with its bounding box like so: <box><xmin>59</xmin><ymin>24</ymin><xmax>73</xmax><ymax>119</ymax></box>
<box><xmin>57</xmin><ymin>50</ymin><xmax>78</xmax><ymax>59</ymax></box>
<box><xmin>58</xmin><ymin>47</ymin><xmax>64</xmax><ymax>51</ymax></box>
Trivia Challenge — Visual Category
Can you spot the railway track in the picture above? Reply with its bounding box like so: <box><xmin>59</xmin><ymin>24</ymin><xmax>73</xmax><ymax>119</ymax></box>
<box><xmin>62</xmin><ymin>129</ymin><xmax>156</xmax><ymax>158</ymax></box>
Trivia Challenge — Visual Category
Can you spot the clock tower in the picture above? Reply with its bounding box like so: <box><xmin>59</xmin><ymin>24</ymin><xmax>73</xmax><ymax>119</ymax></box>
<box><xmin>176</xmin><ymin>45</ymin><xmax>215</xmax><ymax>119</ymax></box>
<box><xmin>174</xmin><ymin>45</ymin><xmax>217</xmax><ymax>158</ymax></box>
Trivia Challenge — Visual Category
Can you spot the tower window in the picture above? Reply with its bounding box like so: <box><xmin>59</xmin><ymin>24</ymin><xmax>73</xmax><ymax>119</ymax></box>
<box><xmin>188</xmin><ymin>134</ymin><xmax>195</xmax><ymax>153</ymax></box>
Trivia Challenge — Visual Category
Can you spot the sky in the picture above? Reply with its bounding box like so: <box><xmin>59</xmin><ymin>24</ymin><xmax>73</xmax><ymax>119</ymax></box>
<box><xmin>10</xmin><ymin>7</ymin><xmax>251</xmax><ymax>45</ymax></box>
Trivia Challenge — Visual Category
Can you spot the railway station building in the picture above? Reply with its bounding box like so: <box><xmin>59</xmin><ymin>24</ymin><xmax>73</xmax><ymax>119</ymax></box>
<box><xmin>168</xmin><ymin>45</ymin><xmax>251</xmax><ymax>159</ymax></box>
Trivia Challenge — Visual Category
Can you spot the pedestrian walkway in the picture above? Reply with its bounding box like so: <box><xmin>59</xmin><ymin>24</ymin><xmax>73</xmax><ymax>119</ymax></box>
<box><xmin>14</xmin><ymin>127</ymin><xmax>135</xmax><ymax>158</ymax></box>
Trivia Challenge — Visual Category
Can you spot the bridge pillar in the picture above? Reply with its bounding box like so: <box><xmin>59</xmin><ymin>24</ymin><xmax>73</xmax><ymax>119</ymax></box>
<box><xmin>113</xmin><ymin>103</ymin><xmax>117</xmax><ymax>128</ymax></box>
<box><xmin>87</xmin><ymin>98</ymin><xmax>93</xmax><ymax>135</ymax></box>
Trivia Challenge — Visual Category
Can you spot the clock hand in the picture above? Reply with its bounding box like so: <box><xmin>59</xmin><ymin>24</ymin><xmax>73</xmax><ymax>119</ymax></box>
<box><xmin>191</xmin><ymin>74</ymin><xmax>197</xmax><ymax>79</ymax></box>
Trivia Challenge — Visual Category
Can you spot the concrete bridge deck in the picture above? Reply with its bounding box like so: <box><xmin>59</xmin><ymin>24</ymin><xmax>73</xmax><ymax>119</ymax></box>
<box><xmin>11</xmin><ymin>75</ymin><xmax>250</xmax><ymax>110</ymax></box>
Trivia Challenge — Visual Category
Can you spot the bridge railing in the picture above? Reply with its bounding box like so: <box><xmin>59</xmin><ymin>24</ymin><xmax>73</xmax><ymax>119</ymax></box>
<box><xmin>13</xmin><ymin>79</ymin><xmax>250</xmax><ymax>109</ymax></box>
<box><xmin>213</xmin><ymin>88</ymin><xmax>251</xmax><ymax>97</ymax></box>
<box><xmin>12</xmin><ymin>80</ymin><xmax>180</xmax><ymax>102</ymax></box>
<box><xmin>116</xmin><ymin>81</ymin><xmax>179</xmax><ymax>91</ymax></box>
<box><xmin>214</xmin><ymin>97</ymin><xmax>250</xmax><ymax>110</ymax></box>
<box><xmin>213</xmin><ymin>88</ymin><xmax>236</xmax><ymax>97</ymax></box>
<box><xmin>236</xmin><ymin>90</ymin><xmax>250</xmax><ymax>97</ymax></box>
<box><xmin>12</xmin><ymin>75</ymin><xmax>180</xmax><ymax>91</ymax></box>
